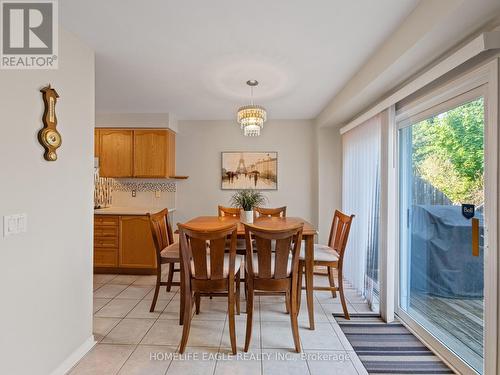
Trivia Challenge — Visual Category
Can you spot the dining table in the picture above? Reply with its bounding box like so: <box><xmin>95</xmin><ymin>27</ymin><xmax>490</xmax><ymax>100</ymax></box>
<box><xmin>181</xmin><ymin>215</ymin><xmax>319</xmax><ymax>330</ymax></box>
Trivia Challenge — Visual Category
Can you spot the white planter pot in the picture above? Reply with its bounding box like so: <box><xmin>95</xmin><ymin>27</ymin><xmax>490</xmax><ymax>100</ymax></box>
<box><xmin>240</xmin><ymin>210</ymin><xmax>254</xmax><ymax>224</ymax></box>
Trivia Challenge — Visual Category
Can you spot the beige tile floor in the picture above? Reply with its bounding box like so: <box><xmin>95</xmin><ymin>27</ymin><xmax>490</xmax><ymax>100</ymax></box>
<box><xmin>70</xmin><ymin>272</ymin><xmax>370</xmax><ymax>375</ymax></box>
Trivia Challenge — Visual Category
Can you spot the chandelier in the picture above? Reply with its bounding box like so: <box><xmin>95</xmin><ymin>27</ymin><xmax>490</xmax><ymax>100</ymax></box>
<box><xmin>237</xmin><ymin>80</ymin><xmax>267</xmax><ymax>136</ymax></box>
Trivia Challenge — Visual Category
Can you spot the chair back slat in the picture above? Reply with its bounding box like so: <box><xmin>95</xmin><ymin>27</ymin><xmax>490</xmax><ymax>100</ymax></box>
<box><xmin>190</xmin><ymin>237</ymin><xmax>209</xmax><ymax>279</ymax></box>
<box><xmin>328</xmin><ymin>210</ymin><xmax>355</xmax><ymax>260</ymax></box>
<box><xmin>244</xmin><ymin>223</ymin><xmax>303</xmax><ymax>281</ymax></box>
<box><xmin>148</xmin><ymin>208</ymin><xmax>174</xmax><ymax>255</ymax></box>
<box><xmin>218</xmin><ymin>205</ymin><xmax>240</xmax><ymax>218</ymax></box>
<box><xmin>209</xmin><ymin>237</ymin><xmax>226</xmax><ymax>279</ymax></box>
<box><xmin>254</xmin><ymin>206</ymin><xmax>286</xmax><ymax>218</ymax></box>
<box><xmin>178</xmin><ymin>222</ymin><xmax>237</xmax><ymax>281</ymax></box>
<box><xmin>255</xmin><ymin>237</ymin><xmax>272</xmax><ymax>279</ymax></box>
<box><xmin>274</xmin><ymin>237</ymin><xmax>292</xmax><ymax>279</ymax></box>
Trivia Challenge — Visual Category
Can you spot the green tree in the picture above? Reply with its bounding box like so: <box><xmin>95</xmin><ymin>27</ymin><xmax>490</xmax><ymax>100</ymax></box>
<box><xmin>412</xmin><ymin>98</ymin><xmax>484</xmax><ymax>205</ymax></box>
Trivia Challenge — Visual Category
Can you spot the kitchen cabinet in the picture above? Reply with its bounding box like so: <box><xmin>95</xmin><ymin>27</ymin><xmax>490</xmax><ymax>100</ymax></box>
<box><xmin>94</xmin><ymin>128</ymin><xmax>101</xmax><ymax>158</ymax></box>
<box><xmin>133</xmin><ymin>130</ymin><xmax>175</xmax><ymax>177</ymax></box>
<box><xmin>119</xmin><ymin>216</ymin><xmax>157</xmax><ymax>269</ymax></box>
<box><xmin>98</xmin><ymin>129</ymin><xmax>133</xmax><ymax>177</ymax></box>
<box><xmin>94</xmin><ymin>214</ymin><xmax>157</xmax><ymax>273</ymax></box>
<box><xmin>95</xmin><ymin>128</ymin><xmax>176</xmax><ymax>178</ymax></box>
<box><xmin>94</xmin><ymin>215</ymin><xmax>119</xmax><ymax>268</ymax></box>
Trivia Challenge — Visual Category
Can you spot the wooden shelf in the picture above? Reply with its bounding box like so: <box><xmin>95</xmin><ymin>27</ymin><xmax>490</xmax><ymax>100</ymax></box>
<box><xmin>169</xmin><ymin>175</ymin><xmax>189</xmax><ymax>180</ymax></box>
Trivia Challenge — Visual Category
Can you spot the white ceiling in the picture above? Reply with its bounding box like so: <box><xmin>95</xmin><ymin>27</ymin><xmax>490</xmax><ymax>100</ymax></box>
<box><xmin>60</xmin><ymin>0</ymin><xmax>419</xmax><ymax>120</ymax></box>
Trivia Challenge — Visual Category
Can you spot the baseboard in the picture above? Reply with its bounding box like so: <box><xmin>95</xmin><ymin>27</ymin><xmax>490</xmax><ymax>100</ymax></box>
<box><xmin>50</xmin><ymin>335</ymin><xmax>96</xmax><ymax>375</ymax></box>
<box><xmin>332</xmin><ymin>312</ymin><xmax>381</xmax><ymax>318</ymax></box>
<box><xmin>94</xmin><ymin>267</ymin><xmax>156</xmax><ymax>275</ymax></box>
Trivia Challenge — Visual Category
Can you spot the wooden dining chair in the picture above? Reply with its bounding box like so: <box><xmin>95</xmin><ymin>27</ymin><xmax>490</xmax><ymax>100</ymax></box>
<box><xmin>218</xmin><ymin>205</ymin><xmax>246</xmax><ymax>252</ymax></box>
<box><xmin>243</xmin><ymin>222</ymin><xmax>304</xmax><ymax>352</ymax></box>
<box><xmin>254</xmin><ymin>206</ymin><xmax>287</xmax><ymax>219</ymax></box>
<box><xmin>178</xmin><ymin>222</ymin><xmax>242</xmax><ymax>354</ymax></box>
<box><xmin>298</xmin><ymin>210</ymin><xmax>354</xmax><ymax>319</ymax></box>
<box><xmin>218</xmin><ymin>205</ymin><xmax>241</xmax><ymax>218</ymax></box>
<box><xmin>148</xmin><ymin>209</ymin><xmax>180</xmax><ymax>313</ymax></box>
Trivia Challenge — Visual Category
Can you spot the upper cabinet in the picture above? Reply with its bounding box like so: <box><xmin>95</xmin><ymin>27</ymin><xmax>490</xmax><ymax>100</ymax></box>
<box><xmin>99</xmin><ymin>129</ymin><xmax>134</xmax><ymax>177</ymax></box>
<box><xmin>94</xmin><ymin>128</ymin><xmax>101</xmax><ymax>158</ymax></box>
<box><xmin>133</xmin><ymin>130</ymin><xmax>175</xmax><ymax>177</ymax></box>
<box><xmin>96</xmin><ymin>128</ymin><xmax>176</xmax><ymax>178</ymax></box>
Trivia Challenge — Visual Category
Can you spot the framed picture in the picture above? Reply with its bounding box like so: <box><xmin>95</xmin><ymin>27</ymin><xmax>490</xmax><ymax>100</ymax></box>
<box><xmin>221</xmin><ymin>152</ymin><xmax>278</xmax><ymax>190</ymax></box>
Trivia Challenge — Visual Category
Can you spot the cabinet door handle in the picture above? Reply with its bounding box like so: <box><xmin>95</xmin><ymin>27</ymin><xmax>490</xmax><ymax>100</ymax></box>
<box><xmin>472</xmin><ymin>218</ymin><xmax>479</xmax><ymax>257</ymax></box>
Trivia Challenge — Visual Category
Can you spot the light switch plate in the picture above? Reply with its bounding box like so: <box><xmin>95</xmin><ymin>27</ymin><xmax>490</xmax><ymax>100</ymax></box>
<box><xmin>17</xmin><ymin>214</ymin><xmax>27</xmax><ymax>233</ymax></box>
<box><xmin>155</xmin><ymin>190</ymin><xmax>161</xmax><ymax>198</ymax></box>
<box><xmin>4</xmin><ymin>216</ymin><xmax>16</xmax><ymax>237</ymax></box>
<box><xmin>3</xmin><ymin>214</ymin><xmax>27</xmax><ymax>237</ymax></box>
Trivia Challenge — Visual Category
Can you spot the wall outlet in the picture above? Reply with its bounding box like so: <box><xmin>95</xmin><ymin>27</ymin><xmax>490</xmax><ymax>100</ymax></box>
<box><xmin>155</xmin><ymin>190</ymin><xmax>161</xmax><ymax>198</ymax></box>
<box><xmin>132</xmin><ymin>189</ymin><xmax>136</xmax><ymax>197</ymax></box>
<box><xmin>3</xmin><ymin>213</ymin><xmax>27</xmax><ymax>237</ymax></box>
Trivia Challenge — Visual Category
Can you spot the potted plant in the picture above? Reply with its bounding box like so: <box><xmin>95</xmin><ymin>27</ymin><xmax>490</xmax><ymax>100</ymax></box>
<box><xmin>230</xmin><ymin>190</ymin><xmax>266</xmax><ymax>224</ymax></box>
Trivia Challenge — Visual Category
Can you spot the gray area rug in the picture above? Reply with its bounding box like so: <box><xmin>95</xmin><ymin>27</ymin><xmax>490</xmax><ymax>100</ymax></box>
<box><xmin>334</xmin><ymin>314</ymin><xmax>455</xmax><ymax>374</ymax></box>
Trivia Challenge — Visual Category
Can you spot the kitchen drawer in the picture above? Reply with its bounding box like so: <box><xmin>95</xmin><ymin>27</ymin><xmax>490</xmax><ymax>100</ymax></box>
<box><xmin>94</xmin><ymin>236</ymin><xmax>119</xmax><ymax>248</ymax></box>
<box><xmin>94</xmin><ymin>215</ymin><xmax>119</xmax><ymax>226</ymax></box>
<box><xmin>94</xmin><ymin>248</ymin><xmax>118</xmax><ymax>267</ymax></box>
<box><xmin>94</xmin><ymin>226</ymin><xmax>118</xmax><ymax>238</ymax></box>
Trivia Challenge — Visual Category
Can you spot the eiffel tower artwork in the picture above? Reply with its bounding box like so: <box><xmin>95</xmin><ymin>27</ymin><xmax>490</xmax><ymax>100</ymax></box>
<box><xmin>235</xmin><ymin>153</ymin><xmax>248</xmax><ymax>174</ymax></box>
<box><xmin>222</xmin><ymin>152</ymin><xmax>278</xmax><ymax>190</ymax></box>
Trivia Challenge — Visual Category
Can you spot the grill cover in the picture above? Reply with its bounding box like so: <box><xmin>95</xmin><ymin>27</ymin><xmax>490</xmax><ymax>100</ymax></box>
<box><xmin>410</xmin><ymin>205</ymin><xmax>484</xmax><ymax>298</ymax></box>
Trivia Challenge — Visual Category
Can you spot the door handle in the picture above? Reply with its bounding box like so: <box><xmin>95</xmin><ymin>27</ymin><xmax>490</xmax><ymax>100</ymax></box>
<box><xmin>472</xmin><ymin>218</ymin><xmax>479</xmax><ymax>257</ymax></box>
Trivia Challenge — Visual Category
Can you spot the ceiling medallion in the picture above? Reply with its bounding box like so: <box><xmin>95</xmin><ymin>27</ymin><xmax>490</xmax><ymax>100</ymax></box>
<box><xmin>237</xmin><ymin>80</ymin><xmax>267</xmax><ymax>136</ymax></box>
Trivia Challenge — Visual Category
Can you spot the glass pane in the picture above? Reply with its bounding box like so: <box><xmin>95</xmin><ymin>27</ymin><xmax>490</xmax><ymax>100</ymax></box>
<box><xmin>399</xmin><ymin>98</ymin><xmax>485</xmax><ymax>373</ymax></box>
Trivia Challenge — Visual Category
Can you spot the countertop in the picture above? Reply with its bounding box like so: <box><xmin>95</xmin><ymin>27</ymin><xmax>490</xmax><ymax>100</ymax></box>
<box><xmin>94</xmin><ymin>207</ymin><xmax>176</xmax><ymax>215</ymax></box>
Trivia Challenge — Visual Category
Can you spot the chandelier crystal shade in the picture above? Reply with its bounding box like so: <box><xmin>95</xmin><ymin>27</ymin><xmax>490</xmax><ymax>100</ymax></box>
<box><xmin>237</xmin><ymin>80</ymin><xmax>267</xmax><ymax>136</ymax></box>
<box><xmin>237</xmin><ymin>105</ymin><xmax>267</xmax><ymax>136</ymax></box>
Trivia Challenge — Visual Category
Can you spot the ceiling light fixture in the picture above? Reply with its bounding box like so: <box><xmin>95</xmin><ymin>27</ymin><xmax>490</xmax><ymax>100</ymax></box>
<box><xmin>237</xmin><ymin>80</ymin><xmax>267</xmax><ymax>137</ymax></box>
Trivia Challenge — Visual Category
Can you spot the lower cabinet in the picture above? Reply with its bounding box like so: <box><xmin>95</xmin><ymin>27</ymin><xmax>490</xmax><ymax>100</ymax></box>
<box><xmin>94</xmin><ymin>214</ymin><xmax>157</xmax><ymax>273</ymax></box>
<box><xmin>94</xmin><ymin>215</ymin><xmax>119</xmax><ymax>267</ymax></box>
<box><xmin>94</xmin><ymin>249</ymin><xmax>118</xmax><ymax>268</ymax></box>
<box><xmin>119</xmin><ymin>216</ymin><xmax>157</xmax><ymax>269</ymax></box>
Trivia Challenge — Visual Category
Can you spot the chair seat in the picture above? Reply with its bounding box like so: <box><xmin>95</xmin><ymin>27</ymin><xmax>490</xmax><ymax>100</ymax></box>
<box><xmin>251</xmin><ymin>253</ymin><xmax>292</xmax><ymax>276</ymax></box>
<box><xmin>236</xmin><ymin>238</ymin><xmax>246</xmax><ymax>249</ymax></box>
<box><xmin>300</xmin><ymin>243</ymin><xmax>339</xmax><ymax>262</ymax></box>
<box><xmin>172</xmin><ymin>232</ymin><xmax>179</xmax><ymax>243</ymax></box>
<box><xmin>160</xmin><ymin>242</ymin><xmax>180</xmax><ymax>260</ymax></box>
<box><xmin>191</xmin><ymin>254</ymin><xmax>243</xmax><ymax>278</ymax></box>
<box><xmin>224</xmin><ymin>238</ymin><xmax>246</xmax><ymax>252</ymax></box>
<box><xmin>229</xmin><ymin>238</ymin><xmax>276</xmax><ymax>252</ymax></box>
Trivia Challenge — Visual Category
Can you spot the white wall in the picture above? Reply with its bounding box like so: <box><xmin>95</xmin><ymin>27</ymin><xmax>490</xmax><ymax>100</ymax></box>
<box><xmin>0</xmin><ymin>29</ymin><xmax>95</xmax><ymax>375</ymax></box>
<box><xmin>175</xmin><ymin>120</ymin><xmax>317</xmax><ymax>227</ymax></box>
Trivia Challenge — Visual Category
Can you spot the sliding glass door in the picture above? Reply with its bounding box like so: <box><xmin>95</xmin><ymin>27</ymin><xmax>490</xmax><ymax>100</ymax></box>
<box><xmin>398</xmin><ymin>95</ymin><xmax>486</xmax><ymax>373</ymax></box>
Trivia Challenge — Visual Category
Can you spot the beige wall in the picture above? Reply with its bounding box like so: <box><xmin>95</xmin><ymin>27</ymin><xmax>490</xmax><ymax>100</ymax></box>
<box><xmin>316</xmin><ymin>1</ymin><xmax>500</xmax><ymax>128</ymax></box>
<box><xmin>316</xmin><ymin>126</ymin><xmax>342</xmax><ymax>244</ymax></box>
<box><xmin>175</xmin><ymin>120</ymin><xmax>317</xmax><ymax>227</ymax></box>
<box><xmin>95</xmin><ymin>113</ymin><xmax>178</xmax><ymax>132</ymax></box>
<box><xmin>0</xmin><ymin>29</ymin><xmax>95</xmax><ymax>375</ymax></box>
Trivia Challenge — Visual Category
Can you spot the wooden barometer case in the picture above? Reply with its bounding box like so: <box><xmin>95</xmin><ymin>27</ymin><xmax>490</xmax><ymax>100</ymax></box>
<box><xmin>38</xmin><ymin>85</ymin><xmax>62</xmax><ymax>161</ymax></box>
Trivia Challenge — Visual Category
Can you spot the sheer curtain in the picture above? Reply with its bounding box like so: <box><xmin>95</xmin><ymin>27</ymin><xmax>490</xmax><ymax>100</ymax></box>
<box><xmin>342</xmin><ymin>114</ymin><xmax>381</xmax><ymax>311</ymax></box>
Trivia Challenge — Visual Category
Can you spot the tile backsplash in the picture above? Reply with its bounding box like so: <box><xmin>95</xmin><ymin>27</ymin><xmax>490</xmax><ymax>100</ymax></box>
<box><xmin>97</xmin><ymin>178</ymin><xmax>176</xmax><ymax>209</ymax></box>
<box><xmin>110</xmin><ymin>179</ymin><xmax>176</xmax><ymax>193</ymax></box>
